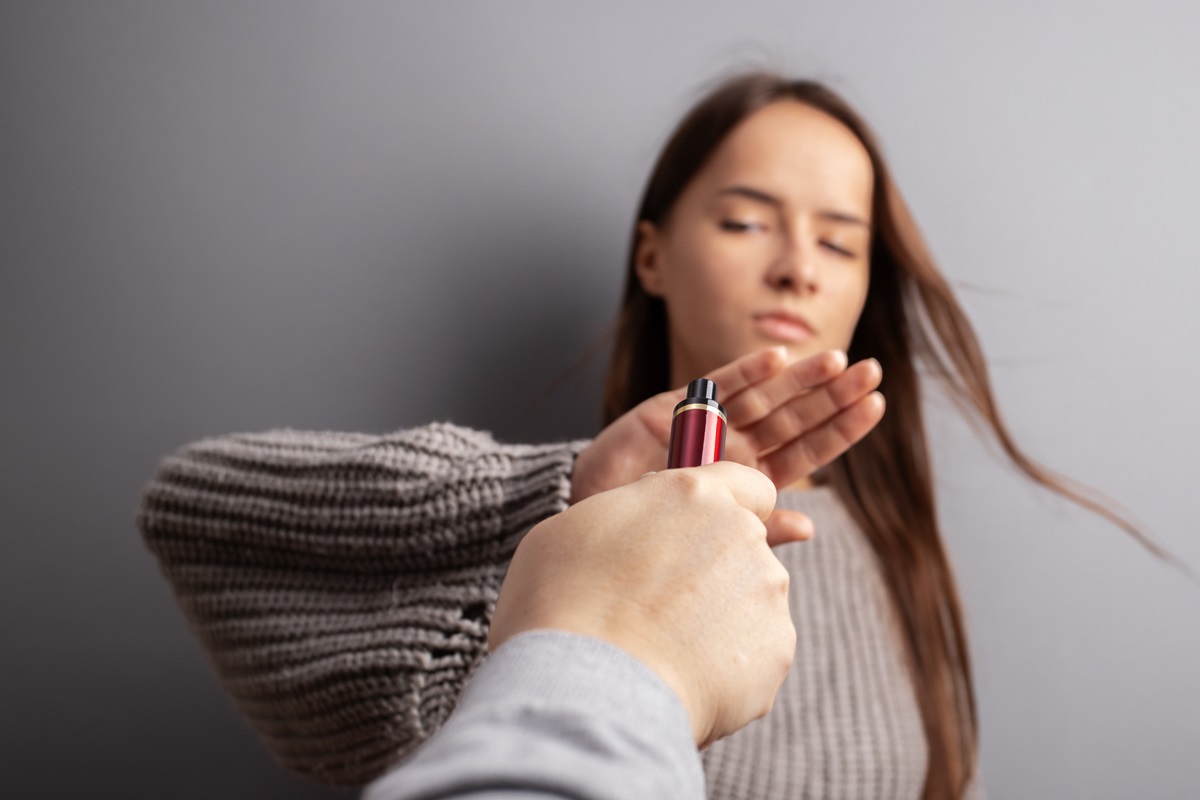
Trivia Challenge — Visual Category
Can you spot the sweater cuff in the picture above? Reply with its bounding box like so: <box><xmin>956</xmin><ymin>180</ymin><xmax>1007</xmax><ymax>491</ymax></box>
<box><xmin>494</xmin><ymin>433</ymin><xmax>591</xmax><ymax>537</ymax></box>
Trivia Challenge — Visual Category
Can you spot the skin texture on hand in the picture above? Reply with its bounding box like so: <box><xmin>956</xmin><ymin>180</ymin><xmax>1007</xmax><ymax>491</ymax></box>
<box><xmin>489</xmin><ymin>462</ymin><xmax>806</xmax><ymax>749</ymax></box>
<box><xmin>570</xmin><ymin>346</ymin><xmax>884</xmax><ymax>506</ymax></box>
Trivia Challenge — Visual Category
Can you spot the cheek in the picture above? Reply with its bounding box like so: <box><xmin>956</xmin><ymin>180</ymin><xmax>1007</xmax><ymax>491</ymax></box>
<box><xmin>659</xmin><ymin>237</ymin><xmax>761</xmax><ymax>361</ymax></box>
<box><xmin>663</xmin><ymin>236</ymin><xmax>749</xmax><ymax>320</ymax></box>
<box><xmin>825</xmin><ymin>267</ymin><xmax>871</xmax><ymax>344</ymax></box>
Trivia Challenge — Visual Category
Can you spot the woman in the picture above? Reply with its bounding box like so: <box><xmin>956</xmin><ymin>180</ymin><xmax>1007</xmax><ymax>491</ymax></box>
<box><xmin>138</xmin><ymin>71</ymin><xmax>1155</xmax><ymax>800</ymax></box>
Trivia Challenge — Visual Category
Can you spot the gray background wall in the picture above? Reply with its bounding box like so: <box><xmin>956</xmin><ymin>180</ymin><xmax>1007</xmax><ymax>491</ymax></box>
<box><xmin>3</xmin><ymin>2</ymin><xmax>1198</xmax><ymax>798</ymax></box>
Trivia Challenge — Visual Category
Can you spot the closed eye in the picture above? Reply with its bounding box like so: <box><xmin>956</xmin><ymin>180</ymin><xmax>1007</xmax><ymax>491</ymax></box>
<box><xmin>720</xmin><ymin>219</ymin><xmax>764</xmax><ymax>233</ymax></box>
<box><xmin>821</xmin><ymin>240</ymin><xmax>856</xmax><ymax>258</ymax></box>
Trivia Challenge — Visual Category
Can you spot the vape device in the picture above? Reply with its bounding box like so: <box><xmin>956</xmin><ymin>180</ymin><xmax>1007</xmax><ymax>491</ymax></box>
<box><xmin>666</xmin><ymin>378</ymin><xmax>727</xmax><ymax>468</ymax></box>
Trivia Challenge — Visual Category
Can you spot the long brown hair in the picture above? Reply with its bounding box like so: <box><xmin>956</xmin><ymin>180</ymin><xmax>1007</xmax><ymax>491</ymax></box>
<box><xmin>603</xmin><ymin>71</ymin><xmax>1178</xmax><ymax>800</ymax></box>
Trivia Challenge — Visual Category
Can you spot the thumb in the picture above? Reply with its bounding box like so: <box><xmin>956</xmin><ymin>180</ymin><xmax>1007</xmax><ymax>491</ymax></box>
<box><xmin>765</xmin><ymin>509</ymin><xmax>814</xmax><ymax>547</ymax></box>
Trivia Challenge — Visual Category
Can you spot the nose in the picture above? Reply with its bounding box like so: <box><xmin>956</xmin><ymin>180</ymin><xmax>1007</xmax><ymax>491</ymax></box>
<box><xmin>765</xmin><ymin>237</ymin><xmax>818</xmax><ymax>294</ymax></box>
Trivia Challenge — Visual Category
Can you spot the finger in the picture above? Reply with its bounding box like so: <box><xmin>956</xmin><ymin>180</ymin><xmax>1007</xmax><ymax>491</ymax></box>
<box><xmin>740</xmin><ymin>358</ymin><xmax>882</xmax><ymax>455</ymax></box>
<box><xmin>694</xmin><ymin>460</ymin><xmax>779</xmax><ymax>524</ymax></box>
<box><xmin>694</xmin><ymin>346</ymin><xmax>789</xmax><ymax>401</ymax></box>
<box><xmin>765</xmin><ymin>509</ymin><xmax>813</xmax><ymax>547</ymax></box>
<box><xmin>760</xmin><ymin>391</ymin><xmax>886</xmax><ymax>485</ymax></box>
<box><xmin>724</xmin><ymin>350</ymin><xmax>851</xmax><ymax>427</ymax></box>
<box><xmin>652</xmin><ymin>348</ymin><xmax>789</xmax><ymax>442</ymax></box>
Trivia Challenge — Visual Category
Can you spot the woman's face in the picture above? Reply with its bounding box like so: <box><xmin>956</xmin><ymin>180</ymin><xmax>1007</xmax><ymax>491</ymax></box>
<box><xmin>636</xmin><ymin>100</ymin><xmax>875</xmax><ymax>387</ymax></box>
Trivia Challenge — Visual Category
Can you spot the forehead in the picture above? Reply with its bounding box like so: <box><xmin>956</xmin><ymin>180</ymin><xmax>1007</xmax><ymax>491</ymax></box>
<box><xmin>695</xmin><ymin>100</ymin><xmax>874</xmax><ymax>211</ymax></box>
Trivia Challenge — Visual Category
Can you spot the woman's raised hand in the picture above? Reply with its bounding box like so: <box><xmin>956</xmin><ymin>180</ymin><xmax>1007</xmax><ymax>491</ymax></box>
<box><xmin>721</xmin><ymin>347</ymin><xmax>885</xmax><ymax>486</ymax></box>
<box><xmin>569</xmin><ymin>346</ymin><xmax>884</xmax><ymax>508</ymax></box>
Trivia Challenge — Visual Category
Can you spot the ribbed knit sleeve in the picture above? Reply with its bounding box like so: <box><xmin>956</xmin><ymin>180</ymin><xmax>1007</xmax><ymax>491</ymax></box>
<box><xmin>136</xmin><ymin>422</ymin><xmax>589</xmax><ymax>788</ymax></box>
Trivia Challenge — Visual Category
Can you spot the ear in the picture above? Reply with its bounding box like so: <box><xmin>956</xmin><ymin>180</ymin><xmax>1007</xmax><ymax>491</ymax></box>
<box><xmin>634</xmin><ymin>220</ymin><xmax>666</xmax><ymax>297</ymax></box>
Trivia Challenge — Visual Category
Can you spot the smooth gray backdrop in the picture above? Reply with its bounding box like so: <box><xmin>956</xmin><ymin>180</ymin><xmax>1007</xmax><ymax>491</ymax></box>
<box><xmin>3</xmin><ymin>2</ymin><xmax>1197</xmax><ymax>798</ymax></box>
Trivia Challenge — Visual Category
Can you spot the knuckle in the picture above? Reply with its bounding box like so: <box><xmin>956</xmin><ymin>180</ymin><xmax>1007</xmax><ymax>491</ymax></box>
<box><xmin>774</xmin><ymin>624</ymin><xmax>797</xmax><ymax>669</ymax></box>
<box><xmin>767</xmin><ymin>563</ymin><xmax>791</xmax><ymax>600</ymax></box>
<box><xmin>826</xmin><ymin>376</ymin><xmax>852</xmax><ymax>407</ymax></box>
<box><xmin>662</xmin><ymin>468</ymin><xmax>713</xmax><ymax>508</ymax></box>
<box><xmin>774</xmin><ymin>564</ymin><xmax>791</xmax><ymax>596</ymax></box>
<box><xmin>734</xmin><ymin>507</ymin><xmax>766</xmax><ymax>540</ymax></box>
<box><xmin>755</xmin><ymin>469</ymin><xmax>778</xmax><ymax>504</ymax></box>
<box><xmin>739</xmin><ymin>390</ymin><xmax>767</xmax><ymax>422</ymax></box>
<box><xmin>783</xmin><ymin>401</ymin><xmax>806</xmax><ymax>436</ymax></box>
<box><xmin>796</xmin><ymin>437</ymin><xmax>819</xmax><ymax>472</ymax></box>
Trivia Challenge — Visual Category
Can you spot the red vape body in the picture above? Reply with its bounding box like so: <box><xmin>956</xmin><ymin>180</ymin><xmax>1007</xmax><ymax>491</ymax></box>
<box><xmin>667</xmin><ymin>378</ymin><xmax>727</xmax><ymax>468</ymax></box>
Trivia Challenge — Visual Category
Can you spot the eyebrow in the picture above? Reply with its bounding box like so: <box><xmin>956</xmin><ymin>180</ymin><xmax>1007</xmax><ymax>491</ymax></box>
<box><xmin>716</xmin><ymin>185</ymin><xmax>871</xmax><ymax>228</ymax></box>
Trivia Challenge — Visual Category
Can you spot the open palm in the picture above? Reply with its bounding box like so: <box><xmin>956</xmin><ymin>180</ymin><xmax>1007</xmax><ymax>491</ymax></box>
<box><xmin>571</xmin><ymin>347</ymin><xmax>884</xmax><ymax>505</ymax></box>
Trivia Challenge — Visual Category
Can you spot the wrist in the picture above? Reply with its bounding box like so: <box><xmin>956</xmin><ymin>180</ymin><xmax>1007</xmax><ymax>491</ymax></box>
<box><xmin>609</xmin><ymin>637</ymin><xmax>709</xmax><ymax>748</ymax></box>
<box><xmin>518</xmin><ymin>613</ymin><xmax>710</xmax><ymax>748</ymax></box>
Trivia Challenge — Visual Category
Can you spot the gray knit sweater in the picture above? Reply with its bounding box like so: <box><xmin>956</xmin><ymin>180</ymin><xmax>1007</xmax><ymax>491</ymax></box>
<box><xmin>137</xmin><ymin>422</ymin><xmax>982</xmax><ymax>799</ymax></box>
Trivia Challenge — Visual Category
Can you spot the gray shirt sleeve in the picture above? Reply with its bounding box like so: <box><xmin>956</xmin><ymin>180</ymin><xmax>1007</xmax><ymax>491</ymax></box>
<box><xmin>363</xmin><ymin>630</ymin><xmax>705</xmax><ymax>800</ymax></box>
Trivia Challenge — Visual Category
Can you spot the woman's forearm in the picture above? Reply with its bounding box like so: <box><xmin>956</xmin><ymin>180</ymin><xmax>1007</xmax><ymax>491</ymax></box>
<box><xmin>137</xmin><ymin>422</ymin><xmax>588</xmax><ymax>787</ymax></box>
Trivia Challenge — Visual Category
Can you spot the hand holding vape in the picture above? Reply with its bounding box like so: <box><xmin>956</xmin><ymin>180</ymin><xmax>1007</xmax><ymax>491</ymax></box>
<box><xmin>666</xmin><ymin>378</ymin><xmax>727</xmax><ymax>469</ymax></box>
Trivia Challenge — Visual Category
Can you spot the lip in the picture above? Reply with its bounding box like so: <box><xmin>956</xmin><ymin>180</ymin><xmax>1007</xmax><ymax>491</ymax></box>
<box><xmin>752</xmin><ymin>310</ymin><xmax>815</xmax><ymax>344</ymax></box>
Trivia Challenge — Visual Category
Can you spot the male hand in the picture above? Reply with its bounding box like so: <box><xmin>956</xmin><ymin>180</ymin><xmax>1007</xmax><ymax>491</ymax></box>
<box><xmin>490</xmin><ymin>462</ymin><xmax>804</xmax><ymax>749</ymax></box>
